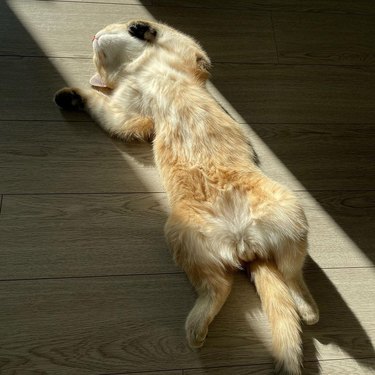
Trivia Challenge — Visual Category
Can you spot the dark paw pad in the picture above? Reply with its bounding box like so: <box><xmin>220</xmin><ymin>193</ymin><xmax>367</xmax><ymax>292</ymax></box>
<box><xmin>54</xmin><ymin>88</ymin><xmax>85</xmax><ymax>111</ymax></box>
<box><xmin>128</xmin><ymin>21</ymin><xmax>157</xmax><ymax>42</ymax></box>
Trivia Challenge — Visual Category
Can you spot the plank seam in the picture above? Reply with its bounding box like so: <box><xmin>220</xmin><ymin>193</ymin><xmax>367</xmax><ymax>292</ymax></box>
<box><xmin>99</xmin><ymin>368</ymin><xmax>185</xmax><ymax>375</ymax></box>
<box><xmin>1</xmin><ymin>192</ymin><xmax>166</xmax><ymax>196</ymax></box>
<box><xmin>0</xmin><ymin>265</ymin><xmax>373</xmax><ymax>283</ymax></box>
<box><xmin>0</xmin><ymin>55</ymin><xmax>374</xmax><ymax>68</ymax></box>
<box><xmin>0</xmin><ymin>271</ymin><xmax>184</xmax><ymax>283</ymax></box>
<box><xmin>2</xmin><ymin>120</ymin><xmax>375</xmax><ymax>126</ymax></box>
<box><xmin>97</xmin><ymin>355</ymin><xmax>375</xmax><ymax>375</ymax></box>
<box><xmin>2</xmin><ymin>190</ymin><xmax>375</xmax><ymax>196</ymax></box>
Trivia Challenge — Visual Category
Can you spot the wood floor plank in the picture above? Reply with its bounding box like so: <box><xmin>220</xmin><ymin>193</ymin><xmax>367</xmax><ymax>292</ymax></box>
<box><xmin>0</xmin><ymin>56</ymin><xmax>90</xmax><ymax>122</ymax></box>
<box><xmin>184</xmin><ymin>364</ymin><xmax>274</xmax><ymax>374</ymax></box>
<box><xmin>0</xmin><ymin>194</ymin><xmax>173</xmax><ymax>279</ymax></box>
<box><xmin>0</xmin><ymin>269</ymin><xmax>373</xmax><ymax>373</ymax></box>
<box><xmin>264</xmin><ymin>1</ymin><xmax>375</xmax><ymax>15</ymax></box>
<box><xmin>300</xmin><ymin>190</ymin><xmax>374</xmax><ymax>269</ymax></box>
<box><xmin>250</xmin><ymin>123</ymin><xmax>375</xmax><ymax>191</ymax></box>
<box><xmin>63</xmin><ymin>0</ymin><xmax>151</xmax><ymax>5</ymax></box>
<box><xmin>4</xmin><ymin>0</ymin><xmax>276</xmax><ymax>63</ymax></box>
<box><xmin>211</xmin><ymin>63</ymin><xmax>375</xmax><ymax>124</ymax></box>
<box><xmin>184</xmin><ymin>358</ymin><xmax>375</xmax><ymax>374</ymax></box>
<box><xmin>0</xmin><ymin>120</ymin><xmax>163</xmax><ymax>193</ymax></box>
<box><xmin>0</xmin><ymin>191</ymin><xmax>373</xmax><ymax>279</ymax></box>
<box><xmin>266</xmin><ymin>1</ymin><xmax>375</xmax><ymax>15</ymax></box>
<box><xmin>273</xmin><ymin>12</ymin><xmax>375</xmax><ymax>65</ymax></box>
<box><xmin>0</xmin><ymin>273</ymin><xmax>270</xmax><ymax>374</ymax></box>
<box><xmin>113</xmin><ymin>371</ymin><xmax>182</xmax><ymax>375</ymax></box>
<box><xmin>304</xmin><ymin>359</ymin><xmax>375</xmax><ymax>375</ymax></box>
<box><xmin>302</xmin><ymin>268</ymin><xmax>375</xmax><ymax>365</ymax></box>
<box><xmin>52</xmin><ymin>0</ymin><xmax>375</xmax><ymax>16</ymax></box>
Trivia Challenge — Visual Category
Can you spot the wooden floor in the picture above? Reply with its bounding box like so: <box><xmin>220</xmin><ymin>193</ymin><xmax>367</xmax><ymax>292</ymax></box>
<box><xmin>1</xmin><ymin>1</ymin><xmax>374</xmax><ymax>374</ymax></box>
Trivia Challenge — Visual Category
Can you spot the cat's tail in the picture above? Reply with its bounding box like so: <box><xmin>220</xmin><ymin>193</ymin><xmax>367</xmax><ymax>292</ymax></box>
<box><xmin>248</xmin><ymin>260</ymin><xmax>302</xmax><ymax>375</ymax></box>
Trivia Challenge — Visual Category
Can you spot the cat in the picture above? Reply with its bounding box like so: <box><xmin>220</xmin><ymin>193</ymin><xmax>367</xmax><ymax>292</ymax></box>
<box><xmin>54</xmin><ymin>20</ymin><xmax>319</xmax><ymax>375</ymax></box>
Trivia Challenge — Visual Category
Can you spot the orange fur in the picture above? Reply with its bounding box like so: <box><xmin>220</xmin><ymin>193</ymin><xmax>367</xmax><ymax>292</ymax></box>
<box><xmin>54</xmin><ymin>20</ymin><xmax>319</xmax><ymax>374</ymax></box>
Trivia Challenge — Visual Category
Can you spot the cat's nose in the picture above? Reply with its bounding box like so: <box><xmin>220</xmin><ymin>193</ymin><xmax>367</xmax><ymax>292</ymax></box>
<box><xmin>92</xmin><ymin>35</ymin><xmax>100</xmax><ymax>42</ymax></box>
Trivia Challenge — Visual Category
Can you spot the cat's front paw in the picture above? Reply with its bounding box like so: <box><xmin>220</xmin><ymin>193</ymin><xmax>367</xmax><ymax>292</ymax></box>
<box><xmin>54</xmin><ymin>87</ymin><xmax>85</xmax><ymax>111</ymax></box>
<box><xmin>128</xmin><ymin>21</ymin><xmax>157</xmax><ymax>42</ymax></box>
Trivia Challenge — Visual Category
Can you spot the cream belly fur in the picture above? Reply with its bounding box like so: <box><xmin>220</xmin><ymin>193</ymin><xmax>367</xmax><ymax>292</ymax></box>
<box><xmin>54</xmin><ymin>19</ymin><xmax>319</xmax><ymax>375</ymax></box>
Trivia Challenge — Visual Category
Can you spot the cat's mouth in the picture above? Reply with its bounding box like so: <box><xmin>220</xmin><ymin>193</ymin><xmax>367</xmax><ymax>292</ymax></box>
<box><xmin>92</xmin><ymin>34</ymin><xmax>105</xmax><ymax>55</ymax></box>
<box><xmin>91</xmin><ymin>35</ymin><xmax>107</xmax><ymax>63</ymax></box>
<box><xmin>92</xmin><ymin>36</ymin><xmax>100</xmax><ymax>50</ymax></box>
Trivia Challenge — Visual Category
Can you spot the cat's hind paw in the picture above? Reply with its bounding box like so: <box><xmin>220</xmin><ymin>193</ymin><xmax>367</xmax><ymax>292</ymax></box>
<box><xmin>54</xmin><ymin>87</ymin><xmax>85</xmax><ymax>111</ymax></box>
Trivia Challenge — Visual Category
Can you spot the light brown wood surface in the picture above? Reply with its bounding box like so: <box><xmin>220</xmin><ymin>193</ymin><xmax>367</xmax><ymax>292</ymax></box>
<box><xmin>0</xmin><ymin>1</ymin><xmax>374</xmax><ymax>374</ymax></box>
<box><xmin>0</xmin><ymin>270</ymin><xmax>374</xmax><ymax>374</ymax></box>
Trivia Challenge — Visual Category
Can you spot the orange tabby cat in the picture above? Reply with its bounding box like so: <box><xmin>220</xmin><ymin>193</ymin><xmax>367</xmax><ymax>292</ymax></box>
<box><xmin>55</xmin><ymin>20</ymin><xmax>319</xmax><ymax>374</ymax></box>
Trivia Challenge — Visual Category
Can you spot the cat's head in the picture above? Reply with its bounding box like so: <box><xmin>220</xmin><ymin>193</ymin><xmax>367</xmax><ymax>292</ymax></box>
<box><xmin>90</xmin><ymin>20</ymin><xmax>211</xmax><ymax>89</ymax></box>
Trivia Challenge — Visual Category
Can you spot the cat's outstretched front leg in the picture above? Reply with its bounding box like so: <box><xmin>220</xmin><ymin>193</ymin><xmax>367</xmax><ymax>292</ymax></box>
<box><xmin>54</xmin><ymin>87</ymin><xmax>154</xmax><ymax>142</ymax></box>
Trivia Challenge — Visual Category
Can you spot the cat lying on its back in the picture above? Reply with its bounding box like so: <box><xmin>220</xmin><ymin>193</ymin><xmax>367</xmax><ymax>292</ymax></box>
<box><xmin>55</xmin><ymin>20</ymin><xmax>319</xmax><ymax>375</ymax></box>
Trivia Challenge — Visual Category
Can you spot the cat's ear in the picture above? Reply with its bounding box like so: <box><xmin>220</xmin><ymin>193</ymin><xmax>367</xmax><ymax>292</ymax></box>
<box><xmin>128</xmin><ymin>21</ymin><xmax>157</xmax><ymax>42</ymax></box>
<box><xmin>90</xmin><ymin>73</ymin><xmax>107</xmax><ymax>88</ymax></box>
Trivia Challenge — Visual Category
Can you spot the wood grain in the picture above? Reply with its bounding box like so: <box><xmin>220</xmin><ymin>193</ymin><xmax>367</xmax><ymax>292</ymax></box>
<box><xmin>0</xmin><ymin>194</ymin><xmax>173</xmax><ymax>279</ymax></box>
<box><xmin>4</xmin><ymin>0</ymin><xmax>276</xmax><ymax>63</ymax></box>
<box><xmin>0</xmin><ymin>273</ymin><xmax>270</xmax><ymax>374</ymax></box>
<box><xmin>184</xmin><ymin>358</ymin><xmax>375</xmax><ymax>374</ymax></box>
<box><xmin>184</xmin><ymin>364</ymin><xmax>274</xmax><ymax>375</ymax></box>
<box><xmin>114</xmin><ymin>371</ymin><xmax>182</xmax><ymax>375</ymax></box>
<box><xmin>50</xmin><ymin>0</ymin><xmax>375</xmax><ymax>15</ymax></box>
<box><xmin>304</xmin><ymin>359</ymin><xmax>375</xmax><ymax>375</ymax></box>
<box><xmin>0</xmin><ymin>121</ymin><xmax>163</xmax><ymax>193</ymax></box>
<box><xmin>301</xmin><ymin>190</ymin><xmax>374</xmax><ymax>269</ymax></box>
<box><xmin>273</xmin><ymin>12</ymin><xmax>375</xmax><ymax>65</ymax></box>
<box><xmin>0</xmin><ymin>269</ymin><xmax>373</xmax><ymax>374</ymax></box>
<box><xmin>0</xmin><ymin>57</ymin><xmax>90</xmax><ymax>122</ymax></box>
<box><xmin>264</xmin><ymin>1</ymin><xmax>375</xmax><ymax>15</ymax></box>
<box><xmin>250</xmin><ymin>123</ymin><xmax>375</xmax><ymax>190</ymax></box>
<box><xmin>211</xmin><ymin>63</ymin><xmax>375</xmax><ymax>124</ymax></box>
<box><xmin>0</xmin><ymin>191</ymin><xmax>373</xmax><ymax>279</ymax></box>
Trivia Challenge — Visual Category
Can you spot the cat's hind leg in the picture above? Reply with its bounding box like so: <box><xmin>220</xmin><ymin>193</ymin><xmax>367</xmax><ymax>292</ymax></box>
<box><xmin>54</xmin><ymin>87</ymin><xmax>153</xmax><ymax>142</ymax></box>
<box><xmin>185</xmin><ymin>270</ymin><xmax>233</xmax><ymax>348</ymax></box>
<box><xmin>164</xmin><ymin>213</ymin><xmax>234</xmax><ymax>349</ymax></box>
<box><xmin>274</xmin><ymin>239</ymin><xmax>319</xmax><ymax>325</ymax></box>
